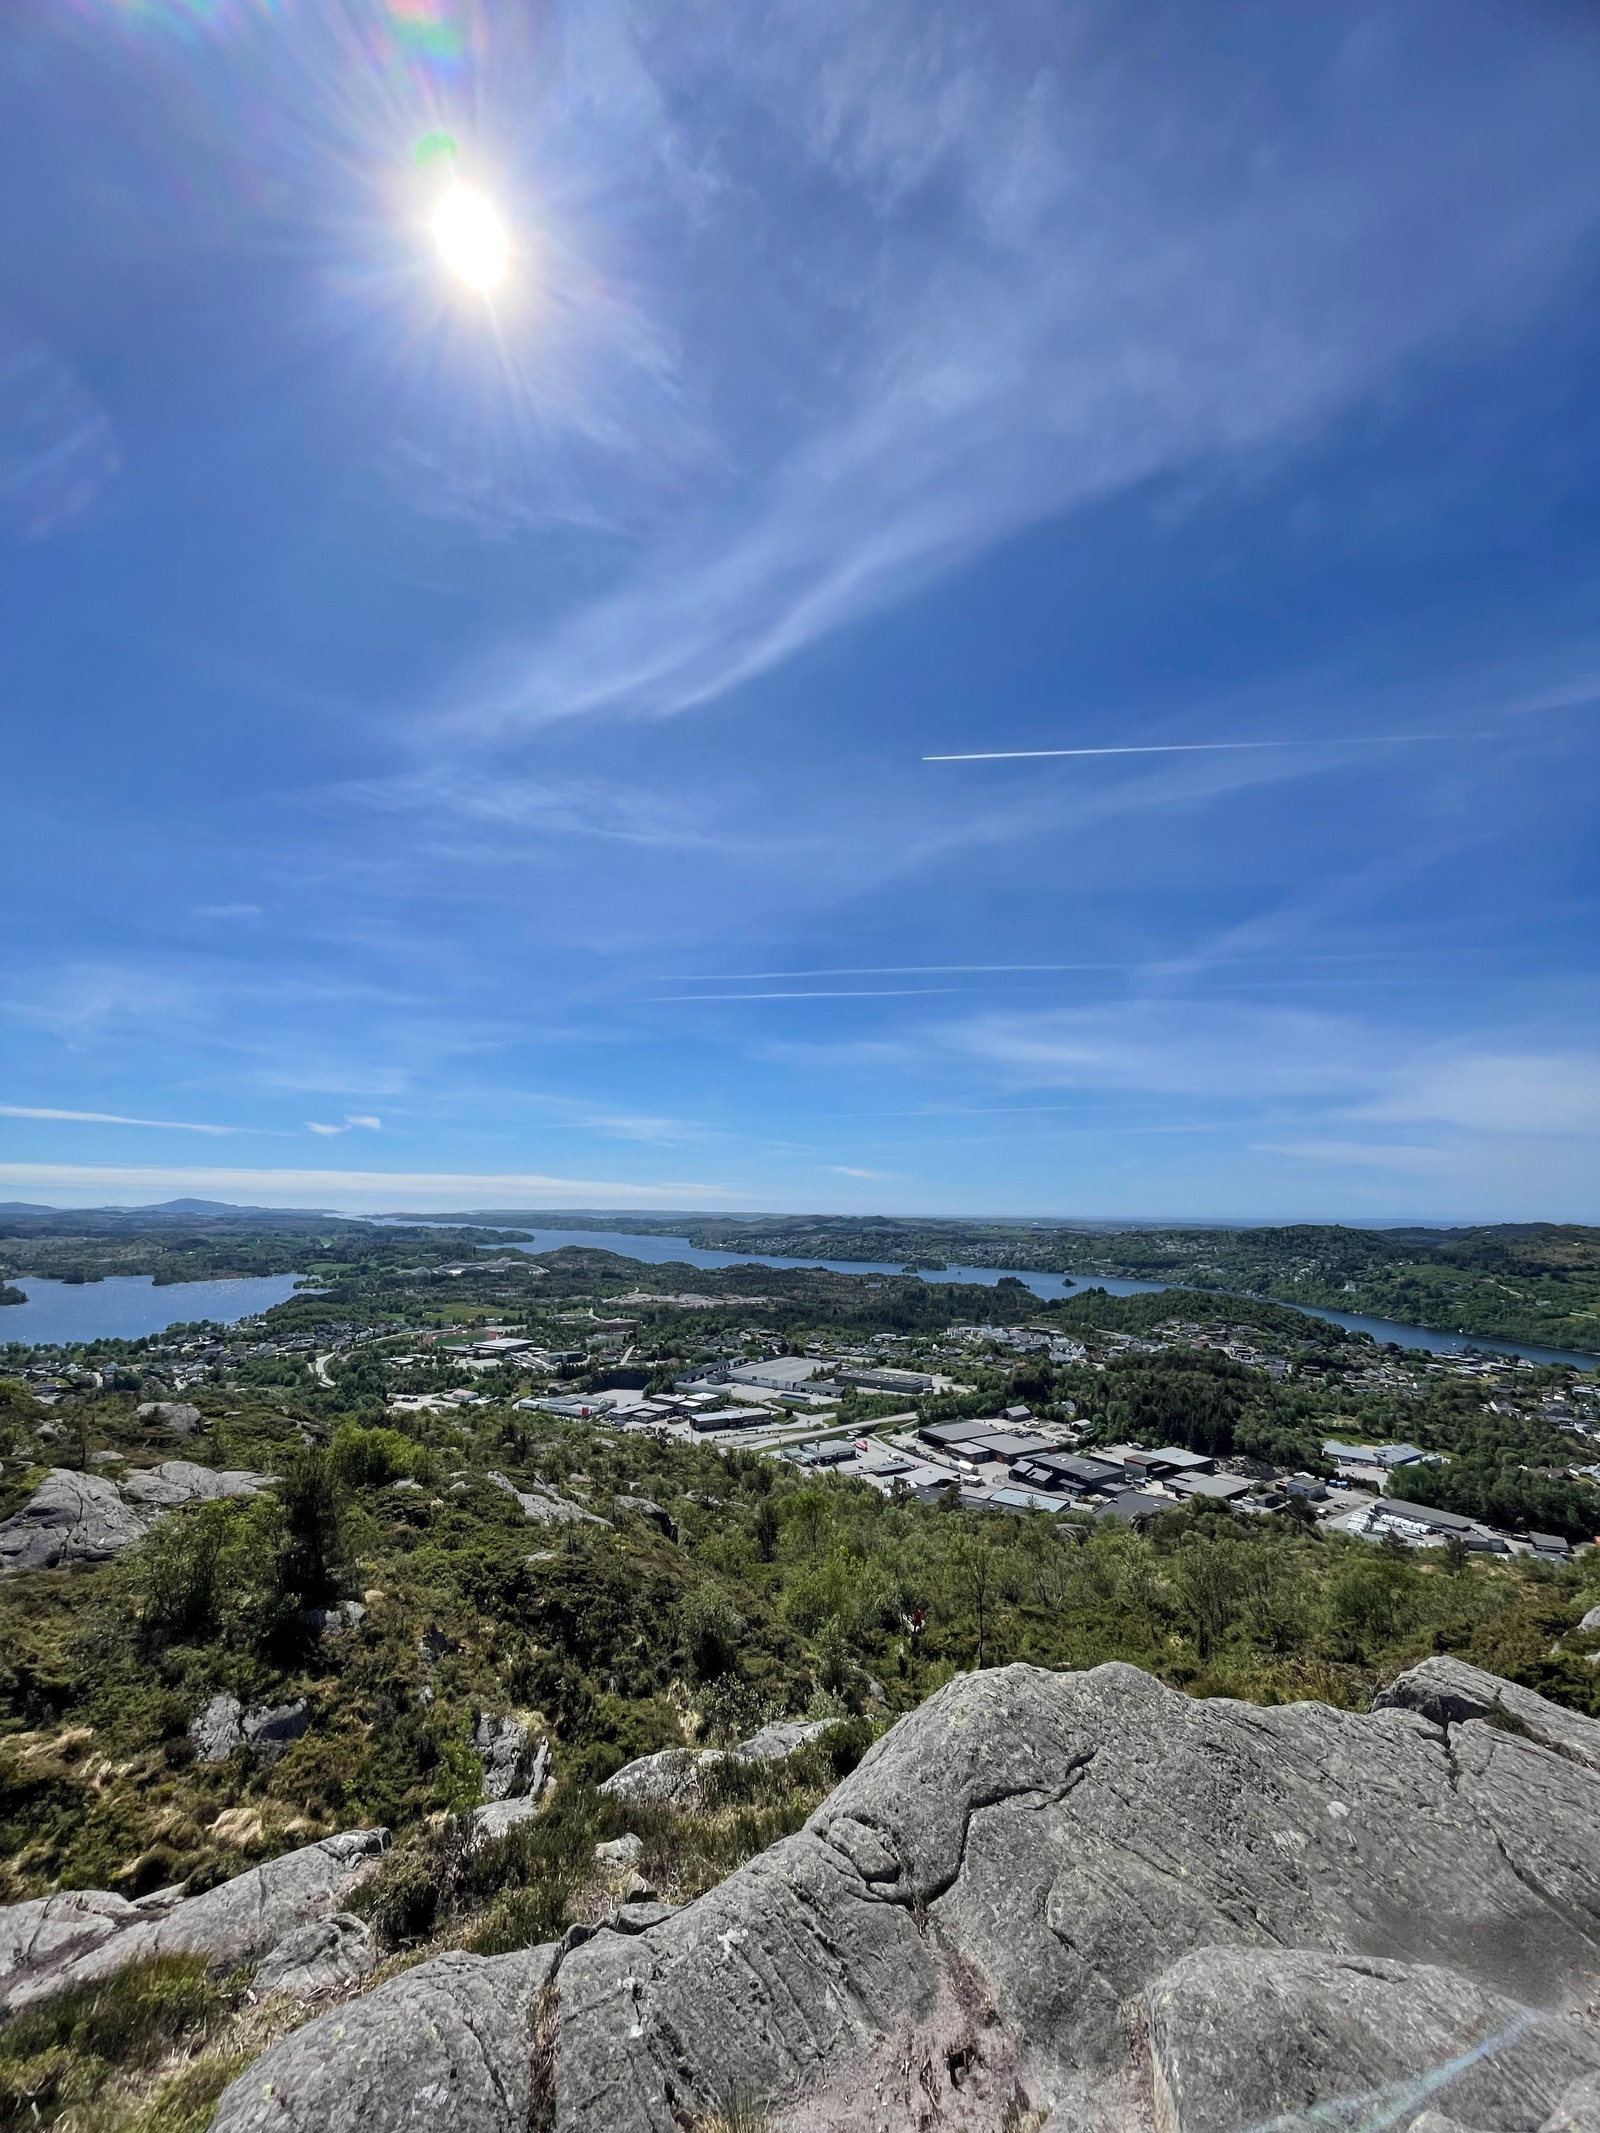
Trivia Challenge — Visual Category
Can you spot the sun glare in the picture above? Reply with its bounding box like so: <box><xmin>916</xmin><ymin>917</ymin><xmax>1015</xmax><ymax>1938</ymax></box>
<box><xmin>431</xmin><ymin>184</ymin><xmax>509</xmax><ymax>292</ymax></box>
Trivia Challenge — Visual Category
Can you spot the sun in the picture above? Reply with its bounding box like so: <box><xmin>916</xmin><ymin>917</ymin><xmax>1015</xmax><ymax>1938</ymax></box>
<box><xmin>431</xmin><ymin>185</ymin><xmax>509</xmax><ymax>292</ymax></box>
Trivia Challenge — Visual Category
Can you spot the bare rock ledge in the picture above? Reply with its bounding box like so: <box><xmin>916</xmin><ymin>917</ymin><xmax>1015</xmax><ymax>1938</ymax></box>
<box><xmin>196</xmin><ymin>1657</ymin><xmax>1600</xmax><ymax>2130</ymax></box>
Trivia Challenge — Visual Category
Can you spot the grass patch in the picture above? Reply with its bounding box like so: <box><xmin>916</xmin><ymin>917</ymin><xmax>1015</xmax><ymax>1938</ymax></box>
<box><xmin>0</xmin><ymin>1957</ymin><xmax>223</xmax><ymax>2129</ymax></box>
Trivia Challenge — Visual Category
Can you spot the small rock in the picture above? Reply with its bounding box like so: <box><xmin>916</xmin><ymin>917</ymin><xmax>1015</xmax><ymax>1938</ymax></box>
<box><xmin>417</xmin><ymin>1627</ymin><xmax>452</xmax><ymax>1662</ymax></box>
<box><xmin>470</xmin><ymin>1794</ymin><xmax>544</xmax><ymax>1843</ymax></box>
<box><xmin>253</xmin><ymin>1913</ymin><xmax>376</xmax><ymax>1998</ymax></box>
<box><xmin>1579</xmin><ymin>1605</ymin><xmax>1600</xmax><ymax>1634</ymax></box>
<box><xmin>612</xmin><ymin>1495</ymin><xmax>677</xmax><ymax>1541</ymax></box>
<box><xmin>241</xmin><ymin>1700</ymin><xmax>310</xmax><ymax>1767</ymax></box>
<box><xmin>190</xmin><ymin>1693</ymin><xmax>244</xmax><ymax>1764</ymax></box>
<box><xmin>136</xmin><ymin>1400</ymin><xmax>203</xmax><ymax>1437</ymax></box>
<box><xmin>472</xmin><ymin>1714</ymin><xmax>543</xmax><ymax>1801</ymax></box>
<box><xmin>486</xmin><ymin>1470</ymin><xmax>610</xmax><ymax>1527</ymax></box>
<box><xmin>594</xmin><ymin>1834</ymin><xmax>644</xmax><ymax>1868</ymax></box>
<box><xmin>731</xmin><ymin>1719</ymin><xmax>834</xmax><ymax>1762</ymax></box>
<box><xmin>621</xmin><ymin>1871</ymin><xmax>656</xmax><ymax>1903</ymax></box>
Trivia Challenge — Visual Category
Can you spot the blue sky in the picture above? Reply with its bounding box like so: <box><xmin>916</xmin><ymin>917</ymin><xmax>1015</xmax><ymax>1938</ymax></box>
<box><xmin>4</xmin><ymin>0</ymin><xmax>1600</xmax><ymax>1223</ymax></box>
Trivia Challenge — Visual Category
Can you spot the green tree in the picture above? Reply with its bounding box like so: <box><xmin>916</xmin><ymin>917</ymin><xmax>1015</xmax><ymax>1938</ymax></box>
<box><xmin>275</xmin><ymin>1449</ymin><xmax>342</xmax><ymax>1606</ymax></box>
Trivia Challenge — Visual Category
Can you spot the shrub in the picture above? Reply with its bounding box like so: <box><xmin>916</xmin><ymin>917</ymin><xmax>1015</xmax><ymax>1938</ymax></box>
<box><xmin>328</xmin><ymin>1423</ymin><xmax>431</xmax><ymax>1491</ymax></box>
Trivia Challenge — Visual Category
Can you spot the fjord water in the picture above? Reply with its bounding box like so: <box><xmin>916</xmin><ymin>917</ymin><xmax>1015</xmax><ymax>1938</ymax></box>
<box><xmin>495</xmin><ymin>1228</ymin><xmax>1600</xmax><ymax>1368</ymax></box>
<box><xmin>4</xmin><ymin>1231</ymin><xmax>1594</xmax><ymax>1369</ymax></box>
<box><xmin>0</xmin><ymin>1273</ymin><xmax>309</xmax><ymax>1347</ymax></box>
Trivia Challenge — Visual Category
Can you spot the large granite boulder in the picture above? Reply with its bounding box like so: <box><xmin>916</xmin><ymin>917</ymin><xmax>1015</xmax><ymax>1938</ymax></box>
<box><xmin>210</xmin><ymin>1657</ymin><xmax>1600</xmax><ymax>2133</ymax></box>
<box><xmin>0</xmin><ymin>1828</ymin><xmax>389</xmax><ymax>2015</ymax></box>
<box><xmin>0</xmin><ymin>1460</ymin><xmax>273</xmax><ymax>1573</ymax></box>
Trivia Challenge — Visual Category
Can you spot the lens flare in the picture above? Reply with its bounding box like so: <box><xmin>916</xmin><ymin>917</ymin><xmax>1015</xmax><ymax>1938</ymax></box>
<box><xmin>431</xmin><ymin>184</ymin><xmax>508</xmax><ymax>291</ymax></box>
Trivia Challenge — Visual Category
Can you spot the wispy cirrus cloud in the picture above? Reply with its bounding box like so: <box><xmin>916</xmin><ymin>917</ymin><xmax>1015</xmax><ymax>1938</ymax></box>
<box><xmin>437</xmin><ymin>0</ymin><xmax>1600</xmax><ymax>739</ymax></box>
<box><xmin>0</xmin><ymin>1164</ymin><xmax>747</xmax><ymax>1210</ymax></box>
<box><xmin>0</xmin><ymin>1104</ymin><xmax>241</xmax><ymax>1136</ymax></box>
<box><xmin>305</xmin><ymin>1115</ymin><xmax>384</xmax><ymax>1137</ymax></box>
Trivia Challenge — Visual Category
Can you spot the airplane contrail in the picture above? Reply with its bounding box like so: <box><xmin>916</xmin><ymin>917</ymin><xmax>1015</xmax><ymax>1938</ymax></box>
<box><xmin>924</xmin><ymin>735</ymin><xmax>1478</xmax><ymax>761</ymax></box>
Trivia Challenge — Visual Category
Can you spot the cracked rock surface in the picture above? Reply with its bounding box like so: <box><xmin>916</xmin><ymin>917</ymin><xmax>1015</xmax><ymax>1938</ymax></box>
<box><xmin>212</xmin><ymin>1656</ymin><xmax>1600</xmax><ymax>2133</ymax></box>
<box><xmin>0</xmin><ymin>1461</ymin><xmax>273</xmax><ymax>1574</ymax></box>
<box><xmin>0</xmin><ymin>1830</ymin><xmax>389</xmax><ymax>2015</ymax></box>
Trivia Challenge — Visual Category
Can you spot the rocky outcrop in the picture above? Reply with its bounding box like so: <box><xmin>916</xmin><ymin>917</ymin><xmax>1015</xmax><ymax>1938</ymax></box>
<box><xmin>213</xmin><ymin>1945</ymin><xmax>557</xmax><ymax>2133</ymax></box>
<box><xmin>0</xmin><ymin>1460</ymin><xmax>272</xmax><ymax>1573</ymax></box>
<box><xmin>612</xmin><ymin>1495</ymin><xmax>677</xmax><ymax>1541</ymax></box>
<box><xmin>472</xmin><ymin>1713</ymin><xmax>545</xmax><ymax>1801</ymax></box>
<box><xmin>188</xmin><ymin>1694</ymin><xmax>311</xmax><ymax>1767</ymax></box>
<box><xmin>0</xmin><ymin>1828</ymin><xmax>389</xmax><ymax>2015</ymax></box>
<box><xmin>136</xmin><ymin>1400</ymin><xmax>203</xmax><ymax>1436</ymax></box>
<box><xmin>212</xmin><ymin>1656</ymin><xmax>1600</xmax><ymax>2133</ymax></box>
<box><xmin>597</xmin><ymin>1717</ymin><xmax>833</xmax><ymax>1807</ymax></box>
<box><xmin>486</xmin><ymin>1471</ymin><xmax>608</xmax><ymax>1527</ymax></box>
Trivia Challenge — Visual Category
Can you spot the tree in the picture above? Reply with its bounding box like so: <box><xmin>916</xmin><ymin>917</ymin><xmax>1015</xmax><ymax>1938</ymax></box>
<box><xmin>275</xmin><ymin>1449</ymin><xmax>343</xmax><ymax>1606</ymax></box>
<box><xmin>950</xmin><ymin>1533</ymin><xmax>999</xmax><ymax>1670</ymax></box>
<box><xmin>753</xmin><ymin>1496</ymin><xmax>779</xmax><ymax>1562</ymax></box>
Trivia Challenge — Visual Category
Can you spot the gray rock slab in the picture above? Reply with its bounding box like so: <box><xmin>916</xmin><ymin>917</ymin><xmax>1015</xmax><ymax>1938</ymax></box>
<box><xmin>0</xmin><ymin>1461</ymin><xmax>273</xmax><ymax>1575</ymax></box>
<box><xmin>594</xmin><ymin>1834</ymin><xmax>643</xmax><ymax>1867</ymax></box>
<box><xmin>0</xmin><ymin>1828</ymin><xmax>390</xmax><ymax>2014</ymax></box>
<box><xmin>612</xmin><ymin>1495</ymin><xmax>677</xmax><ymax>1541</ymax></box>
<box><xmin>597</xmin><ymin>1746</ymin><xmax>727</xmax><ymax>1809</ymax></box>
<box><xmin>253</xmin><ymin>1913</ymin><xmax>376</xmax><ymax>1998</ymax></box>
<box><xmin>120</xmin><ymin>1460</ymin><xmax>271</xmax><ymax>1510</ymax></box>
<box><xmin>211</xmin><ymin>1658</ymin><xmax>1600</xmax><ymax>2133</ymax></box>
<box><xmin>211</xmin><ymin>1945</ymin><xmax>558</xmax><ymax>2133</ymax></box>
<box><xmin>241</xmin><ymin>1699</ymin><xmax>310</xmax><ymax>1767</ymax></box>
<box><xmin>486</xmin><ymin>1470</ymin><xmax>609</xmax><ymax>1527</ymax></box>
<box><xmin>0</xmin><ymin>1470</ymin><xmax>148</xmax><ymax>1572</ymax></box>
<box><xmin>595</xmin><ymin>1720</ymin><xmax>827</xmax><ymax>1812</ymax></box>
<box><xmin>1375</xmin><ymin>1652</ymin><xmax>1600</xmax><ymax>1774</ymax></box>
<box><xmin>732</xmin><ymin>1719</ymin><xmax>832</xmax><ymax>1761</ymax></box>
<box><xmin>470</xmin><ymin>1792</ymin><xmax>545</xmax><ymax>1843</ymax></box>
<box><xmin>1145</xmin><ymin>1945</ymin><xmax>1600</xmax><ymax>2133</ymax></box>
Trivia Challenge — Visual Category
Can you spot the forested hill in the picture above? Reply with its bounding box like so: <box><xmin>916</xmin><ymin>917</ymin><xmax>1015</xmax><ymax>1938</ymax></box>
<box><xmin>489</xmin><ymin>1214</ymin><xmax>1600</xmax><ymax>1353</ymax></box>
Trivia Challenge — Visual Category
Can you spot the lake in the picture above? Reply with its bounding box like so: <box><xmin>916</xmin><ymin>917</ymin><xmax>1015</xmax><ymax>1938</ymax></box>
<box><xmin>0</xmin><ymin>1274</ymin><xmax>311</xmax><ymax>1348</ymax></box>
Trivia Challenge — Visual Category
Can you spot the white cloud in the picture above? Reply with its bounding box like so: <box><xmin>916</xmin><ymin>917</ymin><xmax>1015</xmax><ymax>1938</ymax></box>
<box><xmin>828</xmin><ymin>1165</ymin><xmax>897</xmax><ymax>1180</ymax></box>
<box><xmin>0</xmin><ymin>1164</ymin><xmax>746</xmax><ymax>1209</ymax></box>
<box><xmin>438</xmin><ymin>2</ymin><xmax>1600</xmax><ymax>739</ymax></box>
<box><xmin>0</xmin><ymin>1104</ymin><xmax>240</xmax><ymax>1136</ymax></box>
<box><xmin>584</xmin><ymin>1115</ymin><xmax>704</xmax><ymax>1144</ymax></box>
<box><xmin>950</xmin><ymin>1002</ymin><xmax>1372</xmax><ymax>1103</ymax></box>
<box><xmin>1359</xmin><ymin>1054</ymin><xmax>1600</xmax><ymax>1138</ymax></box>
<box><xmin>306</xmin><ymin>1115</ymin><xmax>386</xmax><ymax>1137</ymax></box>
<box><xmin>1255</xmin><ymin>1141</ymin><xmax>1454</xmax><ymax>1177</ymax></box>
